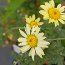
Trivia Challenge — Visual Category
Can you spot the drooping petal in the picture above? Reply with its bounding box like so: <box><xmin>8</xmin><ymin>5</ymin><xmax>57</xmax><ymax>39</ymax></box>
<box><xmin>29</xmin><ymin>48</ymin><xmax>35</xmax><ymax>61</ymax></box>
<box><xmin>35</xmin><ymin>47</ymin><xmax>45</xmax><ymax>58</ymax></box>
<box><xmin>20</xmin><ymin>45</ymin><xmax>30</xmax><ymax>53</ymax></box>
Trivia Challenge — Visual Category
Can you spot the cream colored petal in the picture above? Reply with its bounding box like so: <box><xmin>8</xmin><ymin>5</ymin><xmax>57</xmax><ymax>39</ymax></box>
<box><xmin>18</xmin><ymin>37</ymin><xmax>22</xmax><ymax>42</ymax></box>
<box><xmin>18</xmin><ymin>37</ymin><xmax>26</xmax><ymax>42</ymax></box>
<box><xmin>49</xmin><ymin>18</ymin><xmax>54</xmax><ymax>23</ymax></box>
<box><xmin>35</xmin><ymin>18</ymin><xmax>40</xmax><ymax>22</ymax></box>
<box><xmin>49</xmin><ymin>0</ymin><xmax>55</xmax><ymax>7</ymax></box>
<box><xmin>61</xmin><ymin>15</ymin><xmax>65</xmax><ymax>20</ymax></box>
<box><xmin>38</xmin><ymin>33</ymin><xmax>44</xmax><ymax>36</ymax></box>
<box><xmin>18</xmin><ymin>41</ymin><xmax>27</xmax><ymax>46</ymax></box>
<box><xmin>34</xmin><ymin>27</ymin><xmax>40</xmax><ymax>35</ymax></box>
<box><xmin>41</xmin><ymin>40</ymin><xmax>50</xmax><ymax>46</ymax></box>
<box><xmin>25</xmin><ymin>18</ymin><xmax>31</xmax><ymax>23</ymax></box>
<box><xmin>45</xmin><ymin>2</ymin><xmax>51</xmax><ymax>8</ymax></box>
<box><xmin>20</xmin><ymin>45</ymin><xmax>30</xmax><ymax>53</ymax></box>
<box><xmin>57</xmin><ymin>4</ymin><xmax>65</xmax><ymax>12</ymax></box>
<box><xmin>29</xmin><ymin>48</ymin><xmax>35</xmax><ymax>61</ymax></box>
<box><xmin>35</xmin><ymin>47</ymin><xmax>45</xmax><ymax>58</ymax></box>
<box><xmin>37</xmin><ymin>33</ymin><xmax>46</xmax><ymax>40</ymax></box>
<box><xmin>32</xmin><ymin>14</ymin><xmax>35</xmax><ymax>21</ymax></box>
<box><xmin>54</xmin><ymin>20</ymin><xmax>59</xmax><ymax>27</ymax></box>
<box><xmin>38</xmin><ymin>42</ymin><xmax>48</xmax><ymax>49</ymax></box>
<box><xmin>59</xmin><ymin>6</ymin><xmax>65</xmax><ymax>12</ymax></box>
<box><xmin>43</xmin><ymin>13</ymin><xmax>49</xmax><ymax>20</ymax></box>
<box><xmin>25</xmin><ymin>24</ymin><xmax>30</xmax><ymax>34</ymax></box>
<box><xmin>19</xmin><ymin>29</ymin><xmax>27</xmax><ymax>37</ymax></box>
<box><xmin>40</xmin><ymin>5</ymin><xmax>48</xmax><ymax>11</ymax></box>
<box><xmin>31</xmin><ymin>27</ymin><xmax>40</xmax><ymax>34</ymax></box>
<box><xmin>59</xmin><ymin>19</ymin><xmax>65</xmax><ymax>24</ymax></box>
<box><xmin>39</xmin><ymin>10</ymin><xmax>46</xmax><ymax>15</ymax></box>
<box><xmin>38</xmin><ymin>40</ymin><xmax>50</xmax><ymax>48</ymax></box>
<box><xmin>39</xmin><ymin>22</ymin><xmax>43</xmax><ymax>25</ymax></box>
<box><xmin>31</xmin><ymin>27</ymin><xmax>36</xmax><ymax>34</ymax></box>
<box><xmin>57</xmin><ymin>4</ymin><xmax>61</xmax><ymax>9</ymax></box>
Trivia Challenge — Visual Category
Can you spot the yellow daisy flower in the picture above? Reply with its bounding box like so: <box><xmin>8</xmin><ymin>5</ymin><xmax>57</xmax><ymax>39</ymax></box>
<box><xmin>18</xmin><ymin>24</ymin><xmax>50</xmax><ymax>61</ymax></box>
<box><xmin>25</xmin><ymin>14</ymin><xmax>43</xmax><ymax>28</ymax></box>
<box><xmin>39</xmin><ymin>0</ymin><xmax>65</xmax><ymax>26</ymax></box>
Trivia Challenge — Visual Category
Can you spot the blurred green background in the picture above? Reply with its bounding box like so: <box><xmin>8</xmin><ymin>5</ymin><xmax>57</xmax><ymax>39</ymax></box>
<box><xmin>0</xmin><ymin>0</ymin><xmax>65</xmax><ymax>65</ymax></box>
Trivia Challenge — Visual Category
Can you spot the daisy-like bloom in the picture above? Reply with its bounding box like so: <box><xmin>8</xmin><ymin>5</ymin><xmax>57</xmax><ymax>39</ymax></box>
<box><xmin>18</xmin><ymin>24</ymin><xmax>50</xmax><ymax>61</ymax></box>
<box><xmin>39</xmin><ymin>0</ymin><xmax>65</xmax><ymax>26</ymax></box>
<box><xmin>25</xmin><ymin>14</ymin><xmax>43</xmax><ymax>28</ymax></box>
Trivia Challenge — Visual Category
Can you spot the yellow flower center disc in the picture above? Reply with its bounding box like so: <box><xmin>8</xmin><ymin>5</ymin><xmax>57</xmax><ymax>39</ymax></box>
<box><xmin>27</xmin><ymin>34</ymin><xmax>38</xmax><ymax>48</ymax></box>
<box><xmin>29</xmin><ymin>21</ymin><xmax>38</xmax><ymax>27</ymax></box>
<box><xmin>48</xmin><ymin>8</ymin><xmax>60</xmax><ymax>20</ymax></box>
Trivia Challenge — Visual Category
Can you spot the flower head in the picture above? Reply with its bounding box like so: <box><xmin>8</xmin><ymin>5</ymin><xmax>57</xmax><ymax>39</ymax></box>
<box><xmin>25</xmin><ymin>14</ymin><xmax>43</xmax><ymax>28</ymax></box>
<box><xmin>39</xmin><ymin>0</ymin><xmax>65</xmax><ymax>26</ymax></box>
<box><xmin>18</xmin><ymin>24</ymin><xmax>50</xmax><ymax>61</ymax></box>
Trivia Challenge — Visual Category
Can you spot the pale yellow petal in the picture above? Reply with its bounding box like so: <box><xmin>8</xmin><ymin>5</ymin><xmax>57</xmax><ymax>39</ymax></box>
<box><xmin>34</xmin><ymin>27</ymin><xmax>40</xmax><ymax>35</ymax></box>
<box><xmin>20</xmin><ymin>45</ymin><xmax>30</xmax><ymax>53</ymax></box>
<box><xmin>39</xmin><ymin>22</ymin><xmax>43</xmax><ymax>25</ymax></box>
<box><xmin>45</xmin><ymin>2</ymin><xmax>51</xmax><ymax>8</ymax></box>
<box><xmin>37</xmin><ymin>33</ymin><xmax>45</xmax><ymax>39</ymax></box>
<box><xmin>59</xmin><ymin>6</ymin><xmax>65</xmax><ymax>12</ymax></box>
<box><xmin>59</xmin><ymin>19</ymin><xmax>65</xmax><ymax>24</ymax></box>
<box><xmin>38</xmin><ymin>40</ymin><xmax>50</xmax><ymax>48</ymax></box>
<box><xmin>57</xmin><ymin>4</ymin><xmax>61</xmax><ymax>9</ymax></box>
<box><xmin>35</xmin><ymin>47</ymin><xmax>45</xmax><ymax>58</ymax></box>
<box><xmin>25</xmin><ymin>18</ymin><xmax>31</xmax><ymax>23</ymax></box>
<box><xmin>54</xmin><ymin>20</ymin><xmax>59</xmax><ymax>27</ymax></box>
<box><xmin>25</xmin><ymin>24</ymin><xmax>30</xmax><ymax>34</ymax></box>
<box><xmin>43</xmin><ymin>14</ymin><xmax>49</xmax><ymax>20</ymax></box>
<box><xmin>18</xmin><ymin>41</ymin><xmax>27</xmax><ymax>46</ymax></box>
<box><xmin>49</xmin><ymin>18</ymin><xmax>54</xmax><ymax>23</ymax></box>
<box><xmin>32</xmin><ymin>14</ymin><xmax>35</xmax><ymax>21</ymax></box>
<box><xmin>39</xmin><ymin>10</ymin><xmax>46</xmax><ymax>15</ymax></box>
<box><xmin>57</xmin><ymin>4</ymin><xmax>65</xmax><ymax>12</ymax></box>
<box><xmin>29</xmin><ymin>48</ymin><xmax>35</xmax><ymax>61</ymax></box>
<box><xmin>40</xmin><ymin>5</ymin><xmax>48</xmax><ymax>11</ymax></box>
<box><xmin>35</xmin><ymin>18</ymin><xmax>40</xmax><ymax>22</ymax></box>
<box><xmin>18</xmin><ymin>37</ymin><xmax>26</xmax><ymax>42</ymax></box>
<box><xmin>19</xmin><ymin>29</ymin><xmax>27</xmax><ymax>37</ymax></box>
<box><xmin>49</xmin><ymin>0</ymin><xmax>55</xmax><ymax>7</ymax></box>
<box><xmin>31</xmin><ymin>27</ymin><xmax>40</xmax><ymax>34</ymax></box>
<box><xmin>61</xmin><ymin>15</ymin><xmax>65</xmax><ymax>20</ymax></box>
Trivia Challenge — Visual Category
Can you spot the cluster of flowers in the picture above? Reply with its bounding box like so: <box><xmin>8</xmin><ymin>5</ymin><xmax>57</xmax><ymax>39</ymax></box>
<box><xmin>18</xmin><ymin>0</ymin><xmax>65</xmax><ymax>61</ymax></box>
